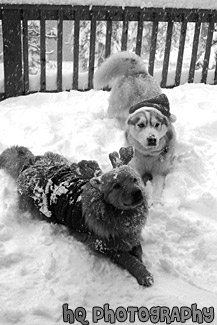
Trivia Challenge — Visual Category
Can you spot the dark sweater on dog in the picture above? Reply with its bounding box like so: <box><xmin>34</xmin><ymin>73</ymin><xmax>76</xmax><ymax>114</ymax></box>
<box><xmin>18</xmin><ymin>153</ymin><xmax>101</xmax><ymax>234</ymax></box>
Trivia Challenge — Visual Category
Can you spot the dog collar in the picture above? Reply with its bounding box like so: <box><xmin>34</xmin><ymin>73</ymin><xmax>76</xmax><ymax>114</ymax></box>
<box><xmin>129</xmin><ymin>93</ymin><xmax>171</xmax><ymax>118</ymax></box>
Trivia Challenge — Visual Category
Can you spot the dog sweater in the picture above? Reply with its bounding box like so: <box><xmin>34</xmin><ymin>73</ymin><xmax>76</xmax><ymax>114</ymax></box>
<box><xmin>17</xmin><ymin>154</ymin><xmax>102</xmax><ymax>233</ymax></box>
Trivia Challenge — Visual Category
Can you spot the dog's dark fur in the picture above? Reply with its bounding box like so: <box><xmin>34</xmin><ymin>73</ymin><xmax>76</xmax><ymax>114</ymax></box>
<box><xmin>0</xmin><ymin>146</ymin><xmax>153</xmax><ymax>286</ymax></box>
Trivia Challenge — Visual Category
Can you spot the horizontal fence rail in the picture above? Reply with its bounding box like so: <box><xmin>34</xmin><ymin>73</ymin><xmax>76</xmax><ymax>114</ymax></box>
<box><xmin>0</xmin><ymin>5</ymin><xmax>217</xmax><ymax>100</ymax></box>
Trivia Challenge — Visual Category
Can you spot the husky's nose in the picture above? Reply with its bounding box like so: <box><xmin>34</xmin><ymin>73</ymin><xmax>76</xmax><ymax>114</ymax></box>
<box><xmin>147</xmin><ymin>135</ymin><xmax>157</xmax><ymax>146</ymax></box>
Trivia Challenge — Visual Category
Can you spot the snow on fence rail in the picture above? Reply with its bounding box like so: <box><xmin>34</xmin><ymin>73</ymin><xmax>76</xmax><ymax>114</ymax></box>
<box><xmin>0</xmin><ymin>5</ymin><xmax>217</xmax><ymax>100</ymax></box>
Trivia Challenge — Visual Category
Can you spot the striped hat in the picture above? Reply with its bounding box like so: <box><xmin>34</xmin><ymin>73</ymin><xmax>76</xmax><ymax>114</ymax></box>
<box><xmin>129</xmin><ymin>93</ymin><xmax>171</xmax><ymax>118</ymax></box>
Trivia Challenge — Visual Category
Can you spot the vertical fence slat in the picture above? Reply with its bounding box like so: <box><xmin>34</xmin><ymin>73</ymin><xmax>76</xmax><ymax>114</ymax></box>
<box><xmin>121</xmin><ymin>10</ymin><xmax>128</xmax><ymax>51</ymax></box>
<box><xmin>22</xmin><ymin>10</ymin><xmax>29</xmax><ymax>94</ymax></box>
<box><xmin>88</xmin><ymin>11</ymin><xmax>97</xmax><ymax>89</ymax></box>
<box><xmin>105</xmin><ymin>15</ymin><xmax>112</xmax><ymax>58</ymax></box>
<box><xmin>135</xmin><ymin>12</ymin><xmax>144</xmax><ymax>56</ymax></box>
<box><xmin>188</xmin><ymin>17</ymin><xmax>201</xmax><ymax>83</ymax></box>
<box><xmin>2</xmin><ymin>9</ymin><xmax>23</xmax><ymax>98</ymax></box>
<box><xmin>175</xmin><ymin>18</ymin><xmax>187</xmax><ymax>86</ymax></box>
<box><xmin>57</xmin><ymin>10</ymin><xmax>63</xmax><ymax>92</ymax></box>
<box><xmin>40</xmin><ymin>10</ymin><xmax>46</xmax><ymax>92</ymax></box>
<box><xmin>213</xmin><ymin>17</ymin><xmax>217</xmax><ymax>85</ymax></box>
<box><xmin>161</xmin><ymin>19</ymin><xmax>174</xmax><ymax>88</ymax></box>
<box><xmin>214</xmin><ymin>59</ymin><xmax>217</xmax><ymax>85</ymax></box>
<box><xmin>149</xmin><ymin>14</ymin><xmax>159</xmax><ymax>75</ymax></box>
<box><xmin>73</xmin><ymin>9</ymin><xmax>80</xmax><ymax>89</ymax></box>
<box><xmin>201</xmin><ymin>20</ymin><xmax>215</xmax><ymax>84</ymax></box>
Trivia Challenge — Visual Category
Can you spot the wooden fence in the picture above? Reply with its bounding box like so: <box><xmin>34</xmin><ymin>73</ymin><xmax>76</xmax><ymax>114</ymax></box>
<box><xmin>0</xmin><ymin>5</ymin><xmax>217</xmax><ymax>100</ymax></box>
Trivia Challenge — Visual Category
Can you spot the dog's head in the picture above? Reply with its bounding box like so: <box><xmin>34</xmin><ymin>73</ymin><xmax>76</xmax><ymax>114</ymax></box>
<box><xmin>90</xmin><ymin>146</ymin><xmax>146</xmax><ymax>210</ymax></box>
<box><xmin>90</xmin><ymin>166</ymin><xmax>145</xmax><ymax>210</ymax></box>
<box><xmin>127</xmin><ymin>94</ymin><xmax>176</xmax><ymax>153</ymax></box>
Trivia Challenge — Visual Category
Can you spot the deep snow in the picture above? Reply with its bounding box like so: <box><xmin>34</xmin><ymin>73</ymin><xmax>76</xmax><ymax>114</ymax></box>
<box><xmin>0</xmin><ymin>83</ymin><xmax>217</xmax><ymax>325</ymax></box>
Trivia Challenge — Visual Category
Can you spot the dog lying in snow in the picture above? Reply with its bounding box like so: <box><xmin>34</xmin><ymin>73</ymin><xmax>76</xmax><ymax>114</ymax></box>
<box><xmin>0</xmin><ymin>145</ymin><xmax>153</xmax><ymax>286</ymax></box>
<box><xmin>94</xmin><ymin>51</ymin><xmax>176</xmax><ymax>198</ymax></box>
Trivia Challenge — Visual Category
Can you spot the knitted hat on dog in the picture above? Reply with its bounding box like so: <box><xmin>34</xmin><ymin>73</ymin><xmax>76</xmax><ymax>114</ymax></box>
<box><xmin>129</xmin><ymin>93</ymin><xmax>171</xmax><ymax>118</ymax></box>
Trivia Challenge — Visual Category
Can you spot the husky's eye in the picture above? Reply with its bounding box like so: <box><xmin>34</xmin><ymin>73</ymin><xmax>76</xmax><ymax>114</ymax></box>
<box><xmin>113</xmin><ymin>183</ymin><xmax>121</xmax><ymax>190</ymax></box>
<box><xmin>155</xmin><ymin>122</ymin><xmax>160</xmax><ymax>128</ymax></box>
<box><xmin>138</xmin><ymin>123</ymin><xmax>145</xmax><ymax>128</ymax></box>
<box><xmin>133</xmin><ymin>178</ymin><xmax>138</xmax><ymax>183</ymax></box>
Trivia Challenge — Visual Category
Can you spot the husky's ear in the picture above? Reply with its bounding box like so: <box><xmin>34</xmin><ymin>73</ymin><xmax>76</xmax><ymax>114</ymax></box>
<box><xmin>90</xmin><ymin>176</ymin><xmax>102</xmax><ymax>190</ymax></box>
<box><xmin>169</xmin><ymin>114</ymin><xmax>176</xmax><ymax>123</ymax></box>
<box><xmin>127</xmin><ymin>115</ymin><xmax>140</xmax><ymax>125</ymax></box>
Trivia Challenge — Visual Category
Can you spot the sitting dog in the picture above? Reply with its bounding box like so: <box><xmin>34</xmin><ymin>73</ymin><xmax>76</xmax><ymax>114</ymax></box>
<box><xmin>0</xmin><ymin>145</ymin><xmax>153</xmax><ymax>287</ymax></box>
<box><xmin>94</xmin><ymin>51</ymin><xmax>176</xmax><ymax>197</ymax></box>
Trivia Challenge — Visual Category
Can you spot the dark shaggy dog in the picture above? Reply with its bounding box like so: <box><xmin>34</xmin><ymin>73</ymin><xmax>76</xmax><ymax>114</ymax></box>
<box><xmin>0</xmin><ymin>145</ymin><xmax>153</xmax><ymax>286</ymax></box>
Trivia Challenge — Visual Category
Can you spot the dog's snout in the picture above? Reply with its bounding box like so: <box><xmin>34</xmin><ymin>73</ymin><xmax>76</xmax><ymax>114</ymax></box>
<box><xmin>147</xmin><ymin>135</ymin><xmax>157</xmax><ymax>146</ymax></box>
<box><xmin>132</xmin><ymin>189</ymin><xmax>143</xmax><ymax>202</ymax></box>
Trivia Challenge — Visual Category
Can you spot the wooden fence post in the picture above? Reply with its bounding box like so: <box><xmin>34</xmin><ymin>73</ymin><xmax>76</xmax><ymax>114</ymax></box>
<box><xmin>88</xmin><ymin>10</ymin><xmax>97</xmax><ymax>89</ymax></box>
<box><xmin>73</xmin><ymin>8</ymin><xmax>80</xmax><ymax>90</ymax></box>
<box><xmin>2</xmin><ymin>9</ymin><xmax>23</xmax><ymax>98</ymax></box>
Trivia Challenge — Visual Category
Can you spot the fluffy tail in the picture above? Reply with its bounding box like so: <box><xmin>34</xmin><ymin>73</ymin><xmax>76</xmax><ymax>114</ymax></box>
<box><xmin>0</xmin><ymin>146</ymin><xmax>35</xmax><ymax>180</ymax></box>
<box><xmin>94</xmin><ymin>51</ymin><xmax>148</xmax><ymax>89</ymax></box>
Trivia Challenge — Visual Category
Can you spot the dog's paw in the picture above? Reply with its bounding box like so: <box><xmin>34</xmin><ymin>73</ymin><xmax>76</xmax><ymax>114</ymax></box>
<box><xmin>119</xmin><ymin>146</ymin><xmax>134</xmax><ymax>165</ymax></box>
<box><xmin>137</xmin><ymin>272</ymin><xmax>154</xmax><ymax>287</ymax></box>
<box><xmin>71</xmin><ymin>160</ymin><xmax>102</xmax><ymax>179</ymax></box>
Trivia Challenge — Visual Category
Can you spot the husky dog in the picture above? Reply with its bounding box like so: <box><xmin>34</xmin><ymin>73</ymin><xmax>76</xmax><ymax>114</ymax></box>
<box><xmin>94</xmin><ymin>51</ymin><xmax>176</xmax><ymax>196</ymax></box>
<box><xmin>0</xmin><ymin>145</ymin><xmax>153</xmax><ymax>286</ymax></box>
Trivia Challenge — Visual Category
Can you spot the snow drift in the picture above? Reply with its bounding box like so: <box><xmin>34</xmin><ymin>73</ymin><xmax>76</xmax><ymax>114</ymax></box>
<box><xmin>0</xmin><ymin>83</ymin><xmax>217</xmax><ymax>325</ymax></box>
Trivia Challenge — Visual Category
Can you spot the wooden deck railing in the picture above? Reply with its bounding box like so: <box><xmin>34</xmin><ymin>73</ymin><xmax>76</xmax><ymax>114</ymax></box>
<box><xmin>0</xmin><ymin>5</ymin><xmax>217</xmax><ymax>100</ymax></box>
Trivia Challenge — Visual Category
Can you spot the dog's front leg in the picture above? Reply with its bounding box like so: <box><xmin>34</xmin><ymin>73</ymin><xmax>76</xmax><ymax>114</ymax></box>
<box><xmin>111</xmin><ymin>251</ymin><xmax>154</xmax><ymax>287</ymax></box>
<box><xmin>152</xmin><ymin>174</ymin><xmax>165</xmax><ymax>203</ymax></box>
<box><xmin>129</xmin><ymin>244</ymin><xmax>143</xmax><ymax>262</ymax></box>
<box><xmin>81</xmin><ymin>235</ymin><xmax>153</xmax><ymax>286</ymax></box>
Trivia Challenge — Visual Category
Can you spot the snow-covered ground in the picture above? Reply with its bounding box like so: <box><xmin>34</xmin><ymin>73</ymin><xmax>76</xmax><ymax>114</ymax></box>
<box><xmin>0</xmin><ymin>83</ymin><xmax>217</xmax><ymax>325</ymax></box>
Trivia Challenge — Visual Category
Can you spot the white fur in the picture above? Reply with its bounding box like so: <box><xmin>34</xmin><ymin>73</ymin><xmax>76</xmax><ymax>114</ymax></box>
<box><xmin>94</xmin><ymin>51</ymin><xmax>162</xmax><ymax>123</ymax></box>
<box><xmin>94</xmin><ymin>51</ymin><xmax>147</xmax><ymax>89</ymax></box>
<box><xmin>128</xmin><ymin>110</ymin><xmax>167</xmax><ymax>145</ymax></box>
<box><xmin>127</xmin><ymin>106</ymin><xmax>165</xmax><ymax>122</ymax></box>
